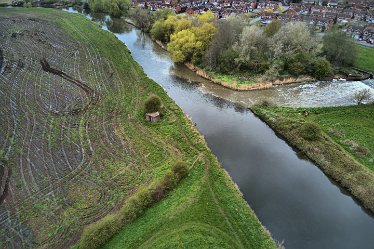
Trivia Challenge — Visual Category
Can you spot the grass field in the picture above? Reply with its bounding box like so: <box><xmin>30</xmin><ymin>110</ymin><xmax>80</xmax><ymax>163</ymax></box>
<box><xmin>355</xmin><ymin>45</ymin><xmax>374</xmax><ymax>73</ymax></box>
<box><xmin>0</xmin><ymin>8</ymin><xmax>275</xmax><ymax>248</ymax></box>
<box><xmin>251</xmin><ymin>104</ymin><xmax>374</xmax><ymax>213</ymax></box>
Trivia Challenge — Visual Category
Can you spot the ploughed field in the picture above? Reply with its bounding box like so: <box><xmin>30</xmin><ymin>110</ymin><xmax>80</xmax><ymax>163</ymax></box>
<box><xmin>0</xmin><ymin>8</ymin><xmax>275</xmax><ymax>249</ymax></box>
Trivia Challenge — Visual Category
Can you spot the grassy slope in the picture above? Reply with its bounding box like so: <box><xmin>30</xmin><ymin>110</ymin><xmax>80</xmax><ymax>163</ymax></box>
<box><xmin>251</xmin><ymin>104</ymin><xmax>374</xmax><ymax>213</ymax></box>
<box><xmin>355</xmin><ymin>45</ymin><xmax>374</xmax><ymax>73</ymax></box>
<box><xmin>5</xmin><ymin>8</ymin><xmax>275</xmax><ymax>248</ymax></box>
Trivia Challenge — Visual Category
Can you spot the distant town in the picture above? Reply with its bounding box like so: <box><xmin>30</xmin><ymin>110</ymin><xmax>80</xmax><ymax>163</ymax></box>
<box><xmin>132</xmin><ymin>0</ymin><xmax>374</xmax><ymax>45</ymax></box>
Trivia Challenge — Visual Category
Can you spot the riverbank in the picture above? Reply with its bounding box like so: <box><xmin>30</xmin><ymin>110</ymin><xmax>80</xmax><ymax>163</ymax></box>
<box><xmin>69</xmin><ymin>11</ymin><xmax>374</xmax><ymax>249</ymax></box>
<box><xmin>185</xmin><ymin>62</ymin><xmax>316</xmax><ymax>91</ymax></box>
<box><xmin>0</xmin><ymin>8</ymin><xmax>276</xmax><ymax>248</ymax></box>
<box><xmin>152</xmin><ymin>39</ymin><xmax>370</xmax><ymax>92</ymax></box>
<box><xmin>250</xmin><ymin>104</ymin><xmax>374</xmax><ymax>214</ymax></box>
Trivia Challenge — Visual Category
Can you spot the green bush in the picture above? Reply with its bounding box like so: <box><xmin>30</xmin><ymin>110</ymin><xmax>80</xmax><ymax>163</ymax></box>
<box><xmin>311</xmin><ymin>57</ymin><xmax>332</xmax><ymax>79</ymax></box>
<box><xmin>119</xmin><ymin>187</ymin><xmax>152</xmax><ymax>222</ymax></box>
<box><xmin>258</xmin><ymin>99</ymin><xmax>275</xmax><ymax>107</ymax></box>
<box><xmin>288</xmin><ymin>61</ymin><xmax>305</xmax><ymax>76</ymax></box>
<box><xmin>172</xmin><ymin>161</ymin><xmax>189</xmax><ymax>180</ymax></box>
<box><xmin>79</xmin><ymin>161</ymin><xmax>189</xmax><ymax>249</ymax></box>
<box><xmin>299</xmin><ymin>122</ymin><xmax>322</xmax><ymax>141</ymax></box>
<box><xmin>79</xmin><ymin>214</ymin><xmax>122</xmax><ymax>249</ymax></box>
<box><xmin>145</xmin><ymin>94</ymin><xmax>162</xmax><ymax>113</ymax></box>
<box><xmin>323</xmin><ymin>30</ymin><xmax>356</xmax><ymax>66</ymax></box>
<box><xmin>88</xmin><ymin>0</ymin><xmax>130</xmax><ymax>17</ymax></box>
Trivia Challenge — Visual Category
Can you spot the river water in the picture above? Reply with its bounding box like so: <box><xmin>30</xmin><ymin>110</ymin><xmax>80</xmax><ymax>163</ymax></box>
<box><xmin>65</xmin><ymin>9</ymin><xmax>374</xmax><ymax>249</ymax></box>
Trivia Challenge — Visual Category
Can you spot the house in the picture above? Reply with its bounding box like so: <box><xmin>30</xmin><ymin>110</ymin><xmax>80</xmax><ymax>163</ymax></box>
<box><xmin>327</xmin><ymin>0</ymin><xmax>339</xmax><ymax>7</ymax></box>
<box><xmin>353</xmin><ymin>10</ymin><xmax>367</xmax><ymax>21</ymax></box>
<box><xmin>145</xmin><ymin>112</ymin><xmax>161</xmax><ymax>122</ymax></box>
<box><xmin>345</xmin><ymin>24</ymin><xmax>364</xmax><ymax>39</ymax></box>
<box><xmin>363</xmin><ymin>25</ymin><xmax>374</xmax><ymax>43</ymax></box>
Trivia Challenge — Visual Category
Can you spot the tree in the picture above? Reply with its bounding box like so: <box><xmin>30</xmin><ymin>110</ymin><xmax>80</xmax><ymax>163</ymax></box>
<box><xmin>168</xmin><ymin>29</ymin><xmax>198</xmax><ymax>62</ymax></box>
<box><xmin>323</xmin><ymin>30</ymin><xmax>357</xmax><ymax>66</ymax></box>
<box><xmin>204</xmin><ymin>17</ymin><xmax>244</xmax><ymax>69</ymax></box>
<box><xmin>128</xmin><ymin>7</ymin><xmax>153</xmax><ymax>31</ymax></box>
<box><xmin>151</xmin><ymin>8</ymin><xmax>175</xmax><ymax>21</ymax></box>
<box><xmin>145</xmin><ymin>95</ymin><xmax>162</xmax><ymax>113</ymax></box>
<box><xmin>167</xmin><ymin>22</ymin><xmax>216</xmax><ymax>64</ymax></box>
<box><xmin>270</xmin><ymin>22</ymin><xmax>320</xmax><ymax>75</ymax></box>
<box><xmin>88</xmin><ymin>0</ymin><xmax>130</xmax><ymax>17</ymax></box>
<box><xmin>235</xmin><ymin>25</ymin><xmax>269</xmax><ymax>73</ymax></box>
<box><xmin>263</xmin><ymin>19</ymin><xmax>282</xmax><ymax>37</ymax></box>
<box><xmin>175</xmin><ymin>18</ymin><xmax>193</xmax><ymax>33</ymax></box>
<box><xmin>150</xmin><ymin>16</ymin><xmax>178</xmax><ymax>43</ymax></box>
<box><xmin>150</xmin><ymin>20</ymin><xmax>168</xmax><ymax>42</ymax></box>
<box><xmin>353</xmin><ymin>89</ymin><xmax>372</xmax><ymax>105</ymax></box>
<box><xmin>197</xmin><ymin>11</ymin><xmax>215</xmax><ymax>23</ymax></box>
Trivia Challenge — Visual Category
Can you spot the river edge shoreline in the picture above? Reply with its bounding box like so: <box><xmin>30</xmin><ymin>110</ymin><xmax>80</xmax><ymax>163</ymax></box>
<box><xmin>63</xmin><ymin>12</ymin><xmax>279</xmax><ymax>248</ymax></box>
<box><xmin>150</xmin><ymin>37</ymin><xmax>371</xmax><ymax>92</ymax></box>
<box><xmin>153</xmin><ymin>38</ymin><xmax>317</xmax><ymax>91</ymax></box>
<box><xmin>123</xmin><ymin>19</ymin><xmax>374</xmax><ymax>214</ymax></box>
<box><xmin>250</xmin><ymin>105</ymin><xmax>374</xmax><ymax>215</ymax></box>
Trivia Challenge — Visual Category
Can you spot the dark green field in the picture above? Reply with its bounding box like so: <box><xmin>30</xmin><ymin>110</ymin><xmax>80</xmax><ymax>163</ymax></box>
<box><xmin>0</xmin><ymin>8</ymin><xmax>275</xmax><ymax>248</ymax></box>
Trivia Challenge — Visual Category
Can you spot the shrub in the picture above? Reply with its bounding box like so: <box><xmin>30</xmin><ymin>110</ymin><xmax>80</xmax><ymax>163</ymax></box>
<box><xmin>79</xmin><ymin>214</ymin><xmax>122</xmax><ymax>249</ymax></box>
<box><xmin>119</xmin><ymin>187</ymin><xmax>152</xmax><ymax>221</ymax></box>
<box><xmin>310</xmin><ymin>57</ymin><xmax>332</xmax><ymax>80</ymax></box>
<box><xmin>172</xmin><ymin>161</ymin><xmax>189</xmax><ymax>180</ymax></box>
<box><xmin>79</xmin><ymin>161</ymin><xmax>189</xmax><ymax>249</ymax></box>
<box><xmin>353</xmin><ymin>89</ymin><xmax>372</xmax><ymax>105</ymax></box>
<box><xmin>288</xmin><ymin>61</ymin><xmax>305</xmax><ymax>76</ymax></box>
<box><xmin>145</xmin><ymin>94</ymin><xmax>162</xmax><ymax>113</ymax></box>
<box><xmin>299</xmin><ymin>122</ymin><xmax>322</xmax><ymax>141</ymax></box>
<box><xmin>258</xmin><ymin>99</ymin><xmax>275</xmax><ymax>107</ymax></box>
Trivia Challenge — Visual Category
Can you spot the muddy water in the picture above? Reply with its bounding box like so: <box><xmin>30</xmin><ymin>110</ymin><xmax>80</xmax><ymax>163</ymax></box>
<box><xmin>65</xmin><ymin>9</ymin><xmax>374</xmax><ymax>249</ymax></box>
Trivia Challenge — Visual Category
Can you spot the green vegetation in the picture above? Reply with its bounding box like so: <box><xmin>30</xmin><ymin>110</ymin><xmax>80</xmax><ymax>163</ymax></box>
<box><xmin>323</xmin><ymin>30</ymin><xmax>356</xmax><ymax>67</ymax></box>
<box><xmin>152</xmin><ymin>12</ymin><xmax>216</xmax><ymax>64</ymax></box>
<box><xmin>79</xmin><ymin>162</ymin><xmax>189</xmax><ymax>249</ymax></box>
<box><xmin>147</xmin><ymin>14</ymin><xmax>336</xmax><ymax>89</ymax></box>
<box><xmin>299</xmin><ymin>122</ymin><xmax>322</xmax><ymax>141</ymax></box>
<box><xmin>0</xmin><ymin>8</ymin><xmax>275</xmax><ymax>248</ymax></box>
<box><xmin>88</xmin><ymin>0</ymin><xmax>130</xmax><ymax>17</ymax></box>
<box><xmin>251</xmin><ymin>104</ymin><xmax>374</xmax><ymax>213</ymax></box>
<box><xmin>354</xmin><ymin>45</ymin><xmax>374</xmax><ymax>73</ymax></box>
<box><xmin>129</xmin><ymin>7</ymin><xmax>175</xmax><ymax>31</ymax></box>
<box><xmin>145</xmin><ymin>94</ymin><xmax>162</xmax><ymax>113</ymax></box>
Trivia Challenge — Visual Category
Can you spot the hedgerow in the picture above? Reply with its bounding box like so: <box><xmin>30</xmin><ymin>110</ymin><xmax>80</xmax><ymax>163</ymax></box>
<box><xmin>79</xmin><ymin>161</ymin><xmax>189</xmax><ymax>249</ymax></box>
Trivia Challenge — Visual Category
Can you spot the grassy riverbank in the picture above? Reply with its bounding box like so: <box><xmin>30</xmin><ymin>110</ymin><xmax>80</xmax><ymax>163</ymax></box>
<box><xmin>251</xmin><ymin>104</ymin><xmax>374</xmax><ymax>213</ymax></box>
<box><xmin>0</xmin><ymin>8</ymin><xmax>275</xmax><ymax>248</ymax></box>
<box><xmin>355</xmin><ymin>45</ymin><xmax>374</xmax><ymax>73</ymax></box>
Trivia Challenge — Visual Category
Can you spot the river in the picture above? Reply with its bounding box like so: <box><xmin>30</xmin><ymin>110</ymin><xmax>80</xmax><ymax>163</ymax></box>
<box><xmin>66</xmin><ymin>9</ymin><xmax>374</xmax><ymax>249</ymax></box>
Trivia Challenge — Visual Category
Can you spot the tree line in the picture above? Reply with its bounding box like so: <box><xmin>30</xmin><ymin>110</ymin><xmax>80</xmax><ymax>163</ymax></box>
<box><xmin>88</xmin><ymin>3</ymin><xmax>357</xmax><ymax>81</ymax></box>
<box><xmin>146</xmin><ymin>10</ymin><xmax>356</xmax><ymax>81</ymax></box>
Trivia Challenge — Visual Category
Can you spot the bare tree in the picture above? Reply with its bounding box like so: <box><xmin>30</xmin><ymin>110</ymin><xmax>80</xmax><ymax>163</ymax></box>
<box><xmin>353</xmin><ymin>89</ymin><xmax>372</xmax><ymax>105</ymax></box>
